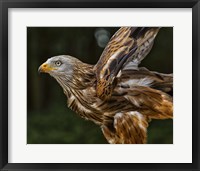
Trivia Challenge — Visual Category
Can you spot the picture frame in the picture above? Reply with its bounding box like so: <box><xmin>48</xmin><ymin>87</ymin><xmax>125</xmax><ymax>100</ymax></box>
<box><xmin>0</xmin><ymin>0</ymin><xmax>199</xmax><ymax>170</ymax></box>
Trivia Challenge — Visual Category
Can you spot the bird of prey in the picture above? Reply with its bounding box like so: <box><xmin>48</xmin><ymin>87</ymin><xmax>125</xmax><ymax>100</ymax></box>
<box><xmin>38</xmin><ymin>27</ymin><xmax>173</xmax><ymax>144</ymax></box>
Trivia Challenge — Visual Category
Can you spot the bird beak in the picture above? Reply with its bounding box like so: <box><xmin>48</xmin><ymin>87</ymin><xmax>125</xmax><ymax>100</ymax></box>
<box><xmin>38</xmin><ymin>63</ymin><xmax>55</xmax><ymax>73</ymax></box>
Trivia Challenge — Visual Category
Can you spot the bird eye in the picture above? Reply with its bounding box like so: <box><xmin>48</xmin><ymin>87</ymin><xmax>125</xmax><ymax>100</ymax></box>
<box><xmin>55</xmin><ymin>60</ymin><xmax>62</xmax><ymax>66</ymax></box>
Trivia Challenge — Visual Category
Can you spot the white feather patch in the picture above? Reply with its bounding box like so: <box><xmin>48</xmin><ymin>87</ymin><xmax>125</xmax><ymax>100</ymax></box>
<box><xmin>120</xmin><ymin>77</ymin><xmax>153</xmax><ymax>87</ymax></box>
<box><xmin>114</xmin><ymin>112</ymin><xmax>123</xmax><ymax>126</ymax></box>
<box><xmin>129</xmin><ymin>111</ymin><xmax>146</xmax><ymax>132</ymax></box>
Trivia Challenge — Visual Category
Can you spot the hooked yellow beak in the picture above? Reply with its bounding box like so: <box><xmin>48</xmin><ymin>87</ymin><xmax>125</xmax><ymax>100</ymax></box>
<box><xmin>38</xmin><ymin>63</ymin><xmax>56</xmax><ymax>73</ymax></box>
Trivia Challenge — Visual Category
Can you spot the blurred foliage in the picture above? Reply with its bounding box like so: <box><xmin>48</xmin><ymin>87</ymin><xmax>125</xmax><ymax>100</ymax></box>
<box><xmin>27</xmin><ymin>27</ymin><xmax>173</xmax><ymax>144</ymax></box>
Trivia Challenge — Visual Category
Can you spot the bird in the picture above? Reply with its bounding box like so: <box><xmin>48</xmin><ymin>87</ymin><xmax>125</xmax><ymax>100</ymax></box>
<box><xmin>38</xmin><ymin>27</ymin><xmax>173</xmax><ymax>144</ymax></box>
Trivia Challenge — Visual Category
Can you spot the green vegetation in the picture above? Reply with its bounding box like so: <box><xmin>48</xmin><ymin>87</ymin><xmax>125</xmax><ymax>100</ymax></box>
<box><xmin>27</xmin><ymin>105</ymin><xmax>173</xmax><ymax>144</ymax></box>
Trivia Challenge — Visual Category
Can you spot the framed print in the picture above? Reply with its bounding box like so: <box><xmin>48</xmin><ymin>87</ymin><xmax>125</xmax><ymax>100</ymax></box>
<box><xmin>0</xmin><ymin>0</ymin><xmax>199</xmax><ymax>171</ymax></box>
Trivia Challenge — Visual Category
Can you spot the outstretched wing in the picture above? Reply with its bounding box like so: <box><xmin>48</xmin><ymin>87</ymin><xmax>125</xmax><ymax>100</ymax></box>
<box><xmin>120</xmin><ymin>67</ymin><xmax>173</xmax><ymax>94</ymax></box>
<box><xmin>95</xmin><ymin>27</ymin><xmax>160</xmax><ymax>100</ymax></box>
<box><xmin>101</xmin><ymin>111</ymin><xmax>149</xmax><ymax>144</ymax></box>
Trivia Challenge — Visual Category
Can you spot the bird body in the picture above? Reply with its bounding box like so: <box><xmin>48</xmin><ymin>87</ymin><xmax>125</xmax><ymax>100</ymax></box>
<box><xmin>38</xmin><ymin>27</ymin><xmax>173</xmax><ymax>144</ymax></box>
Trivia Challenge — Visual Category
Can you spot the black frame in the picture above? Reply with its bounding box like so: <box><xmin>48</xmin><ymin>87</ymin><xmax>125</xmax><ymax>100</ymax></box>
<box><xmin>0</xmin><ymin>0</ymin><xmax>199</xmax><ymax>170</ymax></box>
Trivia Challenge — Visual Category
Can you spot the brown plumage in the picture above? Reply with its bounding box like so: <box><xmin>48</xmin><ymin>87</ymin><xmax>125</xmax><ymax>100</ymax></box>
<box><xmin>38</xmin><ymin>27</ymin><xmax>173</xmax><ymax>144</ymax></box>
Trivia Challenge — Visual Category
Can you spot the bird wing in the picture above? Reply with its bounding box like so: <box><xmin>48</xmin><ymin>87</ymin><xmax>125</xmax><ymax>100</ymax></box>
<box><xmin>94</xmin><ymin>27</ymin><xmax>160</xmax><ymax>100</ymax></box>
<box><xmin>101</xmin><ymin>111</ymin><xmax>149</xmax><ymax>144</ymax></box>
<box><xmin>122</xmin><ymin>86</ymin><xmax>173</xmax><ymax>119</ymax></box>
<box><xmin>120</xmin><ymin>67</ymin><xmax>173</xmax><ymax>94</ymax></box>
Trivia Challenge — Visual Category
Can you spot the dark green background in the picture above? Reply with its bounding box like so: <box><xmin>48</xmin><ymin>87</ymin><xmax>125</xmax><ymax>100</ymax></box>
<box><xmin>27</xmin><ymin>27</ymin><xmax>173</xmax><ymax>144</ymax></box>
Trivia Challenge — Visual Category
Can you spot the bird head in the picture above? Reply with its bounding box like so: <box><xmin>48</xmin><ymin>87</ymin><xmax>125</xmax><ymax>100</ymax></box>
<box><xmin>38</xmin><ymin>55</ymin><xmax>77</xmax><ymax>78</ymax></box>
<box><xmin>39</xmin><ymin>55</ymin><xmax>94</xmax><ymax>90</ymax></box>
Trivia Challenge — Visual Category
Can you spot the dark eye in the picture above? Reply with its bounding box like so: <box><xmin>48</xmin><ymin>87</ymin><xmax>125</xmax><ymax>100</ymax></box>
<box><xmin>55</xmin><ymin>60</ymin><xmax>62</xmax><ymax>66</ymax></box>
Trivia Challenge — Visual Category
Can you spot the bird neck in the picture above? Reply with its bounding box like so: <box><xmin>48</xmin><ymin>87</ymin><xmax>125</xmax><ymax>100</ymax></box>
<box><xmin>72</xmin><ymin>63</ymin><xmax>95</xmax><ymax>89</ymax></box>
<box><xmin>53</xmin><ymin>65</ymin><xmax>103</xmax><ymax>124</ymax></box>
<box><xmin>54</xmin><ymin>63</ymin><xmax>95</xmax><ymax>97</ymax></box>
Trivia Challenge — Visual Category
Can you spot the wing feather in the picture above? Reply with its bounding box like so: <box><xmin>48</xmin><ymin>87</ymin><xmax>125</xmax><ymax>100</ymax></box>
<box><xmin>95</xmin><ymin>27</ymin><xmax>160</xmax><ymax>100</ymax></box>
<box><xmin>101</xmin><ymin>111</ymin><xmax>148</xmax><ymax>144</ymax></box>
